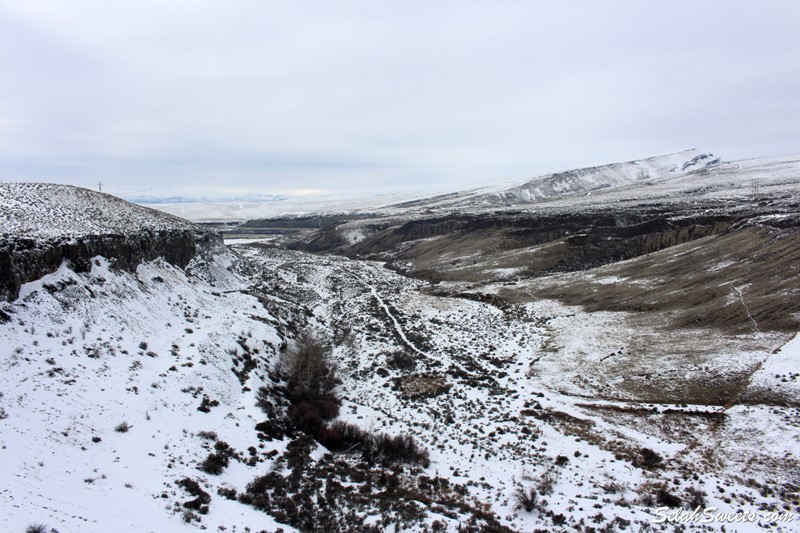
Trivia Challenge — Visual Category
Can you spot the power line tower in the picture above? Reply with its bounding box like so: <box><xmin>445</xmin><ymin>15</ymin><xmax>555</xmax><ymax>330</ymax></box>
<box><xmin>98</xmin><ymin>181</ymin><xmax>103</xmax><ymax>193</ymax></box>
<box><xmin>750</xmin><ymin>179</ymin><xmax>759</xmax><ymax>202</ymax></box>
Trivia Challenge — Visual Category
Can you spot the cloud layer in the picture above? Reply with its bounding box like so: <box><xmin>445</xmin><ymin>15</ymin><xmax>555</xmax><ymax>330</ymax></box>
<box><xmin>1</xmin><ymin>1</ymin><xmax>798</xmax><ymax>197</ymax></box>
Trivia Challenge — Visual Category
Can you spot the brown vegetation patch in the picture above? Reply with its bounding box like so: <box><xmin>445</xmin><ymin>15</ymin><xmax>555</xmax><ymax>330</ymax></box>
<box><xmin>398</xmin><ymin>374</ymin><xmax>453</xmax><ymax>399</ymax></box>
<box><xmin>528</xmin><ymin>226</ymin><xmax>800</xmax><ymax>335</ymax></box>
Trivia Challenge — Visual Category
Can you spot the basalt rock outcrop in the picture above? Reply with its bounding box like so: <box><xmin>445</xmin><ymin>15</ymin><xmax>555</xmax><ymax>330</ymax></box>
<box><xmin>0</xmin><ymin>230</ymin><xmax>221</xmax><ymax>301</ymax></box>
<box><xmin>284</xmin><ymin>201</ymin><xmax>800</xmax><ymax>283</ymax></box>
<box><xmin>0</xmin><ymin>183</ymin><xmax>223</xmax><ymax>302</ymax></box>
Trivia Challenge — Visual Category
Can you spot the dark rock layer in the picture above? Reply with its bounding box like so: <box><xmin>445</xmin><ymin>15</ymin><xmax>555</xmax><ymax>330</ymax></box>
<box><xmin>0</xmin><ymin>229</ymin><xmax>222</xmax><ymax>301</ymax></box>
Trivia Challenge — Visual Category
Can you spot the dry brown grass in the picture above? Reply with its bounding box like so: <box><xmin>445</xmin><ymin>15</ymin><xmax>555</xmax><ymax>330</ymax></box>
<box><xmin>399</xmin><ymin>374</ymin><xmax>452</xmax><ymax>399</ymax></box>
<box><xmin>528</xmin><ymin>226</ymin><xmax>800</xmax><ymax>335</ymax></box>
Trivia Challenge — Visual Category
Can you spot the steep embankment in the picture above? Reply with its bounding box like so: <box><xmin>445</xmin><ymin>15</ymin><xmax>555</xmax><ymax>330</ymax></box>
<box><xmin>0</xmin><ymin>250</ymin><xmax>295</xmax><ymax>533</ymax></box>
<box><xmin>0</xmin><ymin>183</ymin><xmax>221</xmax><ymax>301</ymax></box>
<box><xmin>0</xmin><ymin>184</ymin><xmax>294</xmax><ymax>532</ymax></box>
<box><xmin>3</xmin><ymin>185</ymin><xmax>514</xmax><ymax>532</ymax></box>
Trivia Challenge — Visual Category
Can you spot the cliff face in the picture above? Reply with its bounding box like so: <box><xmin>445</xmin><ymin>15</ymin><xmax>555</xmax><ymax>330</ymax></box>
<box><xmin>0</xmin><ymin>230</ymin><xmax>222</xmax><ymax>302</ymax></box>
<box><xmin>0</xmin><ymin>183</ymin><xmax>223</xmax><ymax>302</ymax></box>
<box><xmin>300</xmin><ymin>209</ymin><xmax>739</xmax><ymax>273</ymax></box>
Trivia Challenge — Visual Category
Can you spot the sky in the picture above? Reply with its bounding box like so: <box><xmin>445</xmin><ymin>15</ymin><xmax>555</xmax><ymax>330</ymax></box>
<box><xmin>0</xmin><ymin>1</ymin><xmax>798</xmax><ymax>200</ymax></box>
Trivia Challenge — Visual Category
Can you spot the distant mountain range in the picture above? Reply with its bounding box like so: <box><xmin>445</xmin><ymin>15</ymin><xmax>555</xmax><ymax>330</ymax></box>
<box><xmin>146</xmin><ymin>149</ymin><xmax>733</xmax><ymax>222</ymax></box>
<box><xmin>389</xmin><ymin>149</ymin><xmax>721</xmax><ymax>210</ymax></box>
<box><xmin>125</xmin><ymin>193</ymin><xmax>288</xmax><ymax>205</ymax></box>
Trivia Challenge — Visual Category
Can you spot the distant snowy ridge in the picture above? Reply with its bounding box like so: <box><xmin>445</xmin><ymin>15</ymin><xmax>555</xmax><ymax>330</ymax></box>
<box><xmin>126</xmin><ymin>193</ymin><xmax>288</xmax><ymax>205</ymax></box>
<box><xmin>395</xmin><ymin>149</ymin><xmax>721</xmax><ymax>210</ymax></box>
<box><xmin>505</xmin><ymin>149</ymin><xmax>720</xmax><ymax>201</ymax></box>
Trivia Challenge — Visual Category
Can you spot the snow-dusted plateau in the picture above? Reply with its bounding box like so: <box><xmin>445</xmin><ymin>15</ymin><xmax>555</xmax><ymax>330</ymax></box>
<box><xmin>2</xmin><ymin>150</ymin><xmax>800</xmax><ymax>532</ymax></box>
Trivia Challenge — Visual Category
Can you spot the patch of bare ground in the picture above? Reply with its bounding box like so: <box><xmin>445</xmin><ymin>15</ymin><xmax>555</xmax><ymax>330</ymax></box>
<box><xmin>526</xmin><ymin>225</ymin><xmax>800</xmax><ymax>335</ymax></box>
<box><xmin>486</xmin><ymin>224</ymin><xmax>800</xmax><ymax>407</ymax></box>
<box><xmin>575</xmin><ymin>403</ymin><xmax>728</xmax><ymax>464</ymax></box>
<box><xmin>521</xmin><ymin>405</ymin><xmax>676</xmax><ymax>471</ymax></box>
<box><xmin>394</xmin><ymin>374</ymin><xmax>453</xmax><ymax>399</ymax></box>
<box><xmin>516</xmin><ymin>298</ymin><xmax>784</xmax><ymax>405</ymax></box>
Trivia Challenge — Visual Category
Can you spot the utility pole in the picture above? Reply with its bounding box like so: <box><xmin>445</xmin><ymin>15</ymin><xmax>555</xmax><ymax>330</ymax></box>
<box><xmin>98</xmin><ymin>181</ymin><xmax>103</xmax><ymax>193</ymax></box>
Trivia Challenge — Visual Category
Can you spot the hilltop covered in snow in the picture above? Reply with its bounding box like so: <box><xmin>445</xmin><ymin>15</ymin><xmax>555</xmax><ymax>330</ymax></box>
<box><xmin>0</xmin><ymin>183</ymin><xmax>221</xmax><ymax>302</ymax></box>
<box><xmin>388</xmin><ymin>149</ymin><xmax>722</xmax><ymax>211</ymax></box>
<box><xmin>0</xmin><ymin>183</ymin><xmax>201</xmax><ymax>239</ymax></box>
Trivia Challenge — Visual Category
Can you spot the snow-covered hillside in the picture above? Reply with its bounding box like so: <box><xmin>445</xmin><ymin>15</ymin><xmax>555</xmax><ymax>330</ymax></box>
<box><xmin>0</xmin><ymin>183</ymin><xmax>221</xmax><ymax>302</ymax></box>
<box><xmin>231</xmin><ymin>244</ymin><xmax>800</xmax><ymax>532</ymax></box>
<box><xmin>0</xmin><ymin>249</ymin><xmax>296</xmax><ymax>532</ymax></box>
<box><xmin>417</xmin><ymin>149</ymin><xmax>720</xmax><ymax>209</ymax></box>
<box><xmin>145</xmin><ymin>150</ymin><xmax>800</xmax><ymax>225</ymax></box>
<box><xmin>0</xmin><ymin>183</ymin><xmax>200</xmax><ymax>238</ymax></box>
<box><xmin>3</xmin><ymin>161</ymin><xmax>800</xmax><ymax>532</ymax></box>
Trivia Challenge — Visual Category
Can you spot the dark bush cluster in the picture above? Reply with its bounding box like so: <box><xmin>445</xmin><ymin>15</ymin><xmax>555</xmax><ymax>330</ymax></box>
<box><xmin>231</xmin><ymin>335</ymin><xmax>259</xmax><ymax>385</ymax></box>
<box><xmin>196</xmin><ymin>430</ymin><xmax>218</xmax><ymax>441</ymax></box>
<box><xmin>236</xmin><ymin>436</ymin><xmax>492</xmax><ymax>533</ymax></box>
<box><xmin>637</xmin><ymin>447</ymin><xmax>663</xmax><ymax>468</ymax></box>
<box><xmin>26</xmin><ymin>525</ymin><xmax>56</xmax><ymax>533</ymax></box>
<box><xmin>217</xmin><ymin>486</ymin><xmax>238</xmax><ymax>500</ymax></box>
<box><xmin>317</xmin><ymin>419</ymin><xmax>369</xmax><ymax>452</ymax></box>
<box><xmin>197</xmin><ymin>395</ymin><xmax>219</xmax><ymax>413</ymax></box>
<box><xmin>256</xmin><ymin>332</ymin><xmax>430</xmax><ymax>468</ymax></box>
<box><xmin>316</xmin><ymin>421</ymin><xmax>429</xmax><ymax>466</ymax></box>
<box><xmin>370</xmin><ymin>433</ymin><xmax>430</xmax><ymax>467</ymax></box>
<box><xmin>386</xmin><ymin>350</ymin><xmax>416</xmax><ymax>371</ymax></box>
<box><xmin>656</xmin><ymin>487</ymin><xmax>682</xmax><ymax>508</ymax></box>
<box><xmin>284</xmin><ymin>332</ymin><xmax>338</xmax><ymax>398</ymax></box>
<box><xmin>287</xmin><ymin>391</ymin><xmax>340</xmax><ymax>436</ymax></box>
<box><xmin>254</xmin><ymin>418</ymin><xmax>289</xmax><ymax>442</ymax></box>
<box><xmin>199</xmin><ymin>440</ymin><xmax>236</xmax><ymax>475</ymax></box>
<box><xmin>255</xmin><ymin>387</ymin><xmax>279</xmax><ymax>418</ymax></box>
<box><xmin>176</xmin><ymin>477</ymin><xmax>211</xmax><ymax>515</ymax></box>
<box><xmin>686</xmin><ymin>486</ymin><xmax>707</xmax><ymax>508</ymax></box>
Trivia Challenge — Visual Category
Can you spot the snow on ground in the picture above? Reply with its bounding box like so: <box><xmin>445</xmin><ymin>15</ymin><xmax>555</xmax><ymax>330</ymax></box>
<box><xmin>222</xmin><ymin>236</ymin><xmax>278</xmax><ymax>245</ymax></box>
<box><xmin>232</xmin><ymin>244</ymin><xmax>800</xmax><ymax>532</ymax></box>
<box><xmin>4</xmin><ymin>164</ymin><xmax>800</xmax><ymax>530</ymax></box>
<box><xmin>0</xmin><ymin>250</ymin><xmax>295</xmax><ymax>533</ymax></box>
<box><xmin>748</xmin><ymin>333</ymin><xmax>800</xmax><ymax>400</ymax></box>
<box><xmin>0</xmin><ymin>183</ymin><xmax>201</xmax><ymax>238</ymax></box>
<box><xmin>2</xmin><ymin>235</ymin><xmax>797</xmax><ymax>531</ymax></box>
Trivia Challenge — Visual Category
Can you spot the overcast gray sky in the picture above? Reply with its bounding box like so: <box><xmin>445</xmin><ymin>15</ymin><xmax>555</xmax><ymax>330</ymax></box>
<box><xmin>1</xmin><ymin>1</ymin><xmax>798</xmax><ymax>199</ymax></box>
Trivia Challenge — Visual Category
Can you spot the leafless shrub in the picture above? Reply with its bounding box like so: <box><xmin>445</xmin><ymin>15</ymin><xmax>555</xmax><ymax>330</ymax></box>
<box><xmin>386</xmin><ymin>350</ymin><xmax>416</xmax><ymax>371</ymax></box>
<box><xmin>537</xmin><ymin>468</ymin><xmax>558</xmax><ymax>495</ymax></box>
<box><xmin>200</xmin><ymin>440</ymin><xmax>235</xmax><ymax>475</ymax></box>
<box><xmin>514</xmin><ymin>486</ymin><xmax>538</xmax><ymax>512</ymax></box>
<box><xmin>283</xmin><ymin>332</ymin><xmax>337</xmax><ymax>397</ymax></box>
<box><xmin>370</xmin><ymin>432</ymin><xmax>430</xmax><ymax>467</ymax></box>
<box><xmin>636</xmin><ymin>447</ymin><xmax>663</xmax><ymax>468</ymax></box>
<box><xmin>197</xmin><ymin>430</ymin><xmax>218</xmax><ymax>441</ymax></box>
<box><xmin>602</xmin><ymin>481</ymin><xmax>627</xmax><ymax>494</ymax></box>
<box><xmin>686</xmin><ymin>486</ymin><xmax>707</xmax><ymax>508</ymax></box>
<box><xmin>656</xmin><ymin>487</ymin><xmax>682</xmax><ymax>507</ymax></box>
